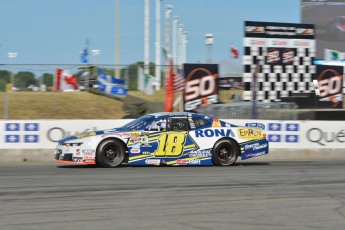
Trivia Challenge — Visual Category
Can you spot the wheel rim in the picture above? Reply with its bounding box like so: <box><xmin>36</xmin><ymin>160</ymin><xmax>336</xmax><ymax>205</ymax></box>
<box><xmin>218</xmin><ymin>144</ymin><xmax>235</xmax><ymax>163</ymax></box>
<box><xmin>103</xmin><ymin>145</ymin><xmax>119</xmax><ymax>163</ymax></box>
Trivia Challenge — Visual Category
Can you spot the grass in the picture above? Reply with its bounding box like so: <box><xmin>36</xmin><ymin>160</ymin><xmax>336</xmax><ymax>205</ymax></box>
<box><xmin>0</xmin><ymin>90</ymin><xmax>242</xmax><ymax>119</ymax></box>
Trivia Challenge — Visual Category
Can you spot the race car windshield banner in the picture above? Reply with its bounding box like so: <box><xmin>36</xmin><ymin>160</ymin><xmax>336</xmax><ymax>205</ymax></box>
<box><xmin>183</xmin><ymin>64</ymin><xmax>219</xmax><ymax>112</ymax></box>
<box><xmin>315</xmin><ymin>65</ymin><xmax>343</xmax><ymax>108</ymax></box>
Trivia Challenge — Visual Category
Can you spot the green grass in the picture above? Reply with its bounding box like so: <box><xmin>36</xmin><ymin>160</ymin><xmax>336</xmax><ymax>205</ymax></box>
<box><xmin>0</xmin><ymin>90</ymin><xmax>242</xmax><ymax>119</ymax></box>
<box><xmin>0</xmin><ymin>91</ymin><xmax>126</xmax><ymax>119</ymax></box>
<box><xmin>2</xmin><ymin>89</ymin><xmax>340</xmax><ymax>120</ymax></box>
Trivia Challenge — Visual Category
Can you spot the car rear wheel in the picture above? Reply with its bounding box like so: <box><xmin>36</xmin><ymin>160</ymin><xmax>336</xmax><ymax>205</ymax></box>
<box><xmin>212</xmin><ymin>139</ymin><xmax>239</xmax><ymax>166</ymax></box>
<box><xmin>96</xmin><ymin>139</ymin><xmax>125</xmax><ymax>167</ymax></box>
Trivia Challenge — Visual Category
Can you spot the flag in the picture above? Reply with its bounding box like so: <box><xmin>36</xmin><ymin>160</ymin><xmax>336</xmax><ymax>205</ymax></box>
<box><xmin>55</xmin><ymin>69</ymin><xmax>79</xmax><ymax>91</ymax></box>
<box><xmin>324</xmin><ymin>49</ymin><xmax>345</xmax><ymax>61</ymax></box>
<box><xmin>137</xmin><ymin>67</ymin><xmax>154</xmax><ymax>95</ymax></box>
<box><xmin>173</xmin><ymin>70</ymin><xmax>185</xmax><ymax>92</ymax></box>
<box><xmin>80</xmin><ymin>48</ymin><xmax>88</xmax><ymax>64</ymax></box>
<box><xmin>97</xmin><ymin>69</ymin><xmax>127</xmax><ymax>96</ymax></box>
<box><xmin>230</xmin><ymin>45</ymin><xmax>239</xmax><ymax>59</ymax></box>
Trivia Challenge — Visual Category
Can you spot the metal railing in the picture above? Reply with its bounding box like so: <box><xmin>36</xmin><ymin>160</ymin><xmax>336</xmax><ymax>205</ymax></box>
<box><xmin>197</xmin><ymin>102</ymin><xmax>299</xmax><ymax>120</ymax></box>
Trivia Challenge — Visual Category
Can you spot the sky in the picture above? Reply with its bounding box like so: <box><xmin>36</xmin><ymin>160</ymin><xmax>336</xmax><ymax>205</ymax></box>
<box><xmin>0</xmin><ymin>0</ymin><xmax>300</xmax><ymax>74</ymax></box>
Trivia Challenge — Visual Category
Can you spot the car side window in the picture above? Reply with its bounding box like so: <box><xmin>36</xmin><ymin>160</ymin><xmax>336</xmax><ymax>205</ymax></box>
<box><xmin>167</xmin><ymin>117</ymin><xmax>190</xmax><ymax>131</ymax></box>
<box><xmin>193</xmin><ymin>117</ymin><xmax>210</xmax><ymax>128</ymax></box>
<box><xmin>147</xmin><ymin>119</ymin><xmax>168</xmax><ymax>131</ymax></box>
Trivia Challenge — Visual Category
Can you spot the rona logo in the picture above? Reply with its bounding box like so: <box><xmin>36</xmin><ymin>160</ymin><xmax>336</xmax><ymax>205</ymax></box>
<box><xmin>195</xmin><ymin>129</ymin><xmax>234</xmax><ymax>138</ymax></box>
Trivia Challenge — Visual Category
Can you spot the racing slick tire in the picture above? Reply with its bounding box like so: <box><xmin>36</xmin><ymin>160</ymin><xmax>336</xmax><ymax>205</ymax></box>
<box><xmin>96</xmin><ymin>139</ymin><xmax>126</xmax><ymax>167</ymax></box>
<box><xmin>212</xmin><ymin>139</ymin><xmax>239</xmax><ymax>166</ymax></box>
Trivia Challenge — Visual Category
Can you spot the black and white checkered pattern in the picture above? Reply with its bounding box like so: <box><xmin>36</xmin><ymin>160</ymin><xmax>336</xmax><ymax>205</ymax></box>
<box><xmin>243</xmin><ymin>46</ymin><xmax>316</xmax><ymax>102</ymax></box>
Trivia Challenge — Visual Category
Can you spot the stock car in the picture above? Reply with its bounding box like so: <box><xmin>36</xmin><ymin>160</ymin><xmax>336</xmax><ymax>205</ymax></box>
<box><xmin>55</xmin><ymin>112</ymin><xmax>269</xmax><ymax>167</ymax></box>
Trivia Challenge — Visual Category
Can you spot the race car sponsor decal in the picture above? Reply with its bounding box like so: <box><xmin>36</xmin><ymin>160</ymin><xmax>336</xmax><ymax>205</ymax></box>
<box><xmin>188</xmin><ymin>149</ymin><xmax>212</xmax><ymax>158</ymax></box>
<box><xmin>195</xmin><ymin>129</ymin><xmax>235</xmax><ymax>138</ymax></box>
<box><xmin>175</xmin><ymin>159</ymin><xmax>201</xmax><ymax>165</ymax></box>
<box><xmin>240</xmin><ymin>139</ymin><xmax>269</xmax><ymax>160</ymax></box>
<box><xmin>74</xmin><ymin>132</ymin><xmax>96</xmax><ymax>139</ymax></box>
<box><xmin>145</xmin><ymin>159</ymin><xmax>161</xmax><ymax>165</ymax></box>
<box><xmin>212</xmin><ymin>119</ymin><xmax>222</xmax><ymax>127</ymax></box>
<box><xmin>82</xmin><ymin>149</ymin><xmax>95</xmax><ymax>155</ymax></box>
<box><xmin>245</xmin><ymin>122</ymin><xmax>265</xmax><ymax>130</ymax></box>
<box><xmin>237</xmin><ymin>128</ymin><xmax>264</xmax><ymax>140</ymax></box>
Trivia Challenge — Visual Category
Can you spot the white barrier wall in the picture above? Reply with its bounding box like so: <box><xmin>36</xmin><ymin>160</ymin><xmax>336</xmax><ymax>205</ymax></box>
<box><xmin>0</xmin><ymin>119</ymin><xmax>344</xmax><ymax>149</ymax></box>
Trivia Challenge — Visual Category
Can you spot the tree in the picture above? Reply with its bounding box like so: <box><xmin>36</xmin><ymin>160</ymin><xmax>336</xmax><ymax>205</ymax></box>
<box><xmin>40</xmin><ymin>73</ymin><xmax>54</xmax><ymax>87</ymax></box>
<box><xmin>15</xmin><ymin>71</ymin><xmax>38</xmax><ymax>90</ymax></box>
<box><xmin>0</xmin><ymin>70</ymin><xmax>11</xmax><ymax>92</ymax></box>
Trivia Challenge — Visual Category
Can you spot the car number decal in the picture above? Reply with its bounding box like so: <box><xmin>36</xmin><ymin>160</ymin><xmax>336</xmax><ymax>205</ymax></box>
<box><xmin>154</xmin><ymin>132</ymin><xmax>186</xmax><ymax>157</ymax></box>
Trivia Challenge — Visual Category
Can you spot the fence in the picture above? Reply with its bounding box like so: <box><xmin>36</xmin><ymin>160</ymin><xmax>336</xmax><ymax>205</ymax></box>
<box><xmin>197</xmin><ymin>102</ymin><xmax>299</xmax><ymax>120</ymax></box>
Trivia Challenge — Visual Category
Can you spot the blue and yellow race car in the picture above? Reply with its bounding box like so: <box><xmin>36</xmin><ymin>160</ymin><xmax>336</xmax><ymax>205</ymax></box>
<box><xmin>55</xmin><ymin>112</ymin><xmax>269</xmax><ymax>167</ymax></box>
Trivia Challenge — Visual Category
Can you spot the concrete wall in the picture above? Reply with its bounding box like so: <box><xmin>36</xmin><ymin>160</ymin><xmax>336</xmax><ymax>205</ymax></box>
<box><xmin>1</xmin><ymin>119</ymin><xmax>345</xmax><ymax>163</ymax></box>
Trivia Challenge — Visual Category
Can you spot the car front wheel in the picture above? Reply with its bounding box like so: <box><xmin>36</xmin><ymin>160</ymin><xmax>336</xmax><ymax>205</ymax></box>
<box><xmin>212</xmin><ymin>139</ymin><xmax>239</xmax><ymax>166</ymax></box>
<box><xmin>96</xmin><ymin>139</ymin><xmax>125</xmax><ymax>167</ymax></box>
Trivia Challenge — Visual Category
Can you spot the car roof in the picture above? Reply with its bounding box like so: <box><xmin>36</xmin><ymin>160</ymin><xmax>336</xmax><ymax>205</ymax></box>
<box><xmin>148</xmin><ymin>112</ymin><xmax>210</xmax><ymax>119</ymax></box>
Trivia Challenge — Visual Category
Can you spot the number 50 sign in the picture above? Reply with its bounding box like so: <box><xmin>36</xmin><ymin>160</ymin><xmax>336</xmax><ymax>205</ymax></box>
<box><xmin>315</xmin><ymin>65</ymin><xmax>344</xmax><ymax>108</ymax></box>
<box><xmin>183</xmin><ymin>64</ymin><xmax>219</xmax><ymax>112</ymax></box>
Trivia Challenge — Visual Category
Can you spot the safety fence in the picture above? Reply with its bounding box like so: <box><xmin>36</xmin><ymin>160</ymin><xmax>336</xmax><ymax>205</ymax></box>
<box><xmin>197</xmin><ymin>102</ymin><xmax>299</xmax><ymax>120</ymax></box>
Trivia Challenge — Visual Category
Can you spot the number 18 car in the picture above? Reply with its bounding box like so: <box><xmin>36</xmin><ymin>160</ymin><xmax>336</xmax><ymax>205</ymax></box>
<box><xmin>55</xmin><ymin>112</ymin><xmax>269</xmax><ymax>167</ymax></box>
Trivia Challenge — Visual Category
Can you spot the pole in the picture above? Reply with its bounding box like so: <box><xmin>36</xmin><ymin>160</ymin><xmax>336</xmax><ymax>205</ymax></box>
<box><xmin>252</xmin><ymin>61</ymin><xmax>259</xmax><ymax>119</ymax></box>
<box><xmin>144</xmin><ymin>0</ymin><xmax>150</xmax><ymax>76</ymax></box>
<box><xmin>178</xmin><ymin>24</ymin><xmax>184</xmax><ymax>67</ymax></box>
<box><xmin>164</xmin><ymin>5</ymin><xmax>173</xmax><ymax>88</ymax></box>
<box><xmin>173</xmin><ymin>16</ymin><xmax>179</xmax><ymax>67</ymax></box>
<box><xmin>155</xmin><ymin>0</ymin><xmax>162</xmax><ymax>91</ymax></box>
<box><xmin>115</xmin><ymin>0</ymin><xmax>121</xmax><ymax>78</ymax></box>
<box><xmin>182</xmin><ymin>31</ymin><xmax>188</xmax><ymax>64</ymax></box>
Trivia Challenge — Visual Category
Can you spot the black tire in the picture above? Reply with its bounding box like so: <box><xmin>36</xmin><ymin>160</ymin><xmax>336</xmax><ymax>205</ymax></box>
<box><xmin>212</xmin><ymin>139</ymin><xmax>239</xmax><ymax>166</ymax></box>
<box><xmin>96</xmin><ymin>139</ymin><xmax>126</xmax><ymax>167</ymax></box>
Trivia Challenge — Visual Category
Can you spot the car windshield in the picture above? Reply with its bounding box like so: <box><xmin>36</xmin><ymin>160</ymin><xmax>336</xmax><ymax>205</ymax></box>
<box><xmin>121</xmin><ymin>115</ymin><xmax>155</xmax><ymax>130</ymax></box>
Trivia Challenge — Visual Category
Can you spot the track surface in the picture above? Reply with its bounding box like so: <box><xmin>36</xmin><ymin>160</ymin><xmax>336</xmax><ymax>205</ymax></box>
<box><xmin>1</xmin><ymin>161</ymin><xmax>345</xmax><ymax>230</ymax></box>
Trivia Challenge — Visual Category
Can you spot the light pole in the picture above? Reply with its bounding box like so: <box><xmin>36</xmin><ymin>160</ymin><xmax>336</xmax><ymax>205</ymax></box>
<box><xmin>92</xmin><ymin>49</ymin><xmax>100</xmax><ymax>67</ymax></box>
<box><xmin>144</xmin><ymin>0</ymin><xmax>150</xmax><ymax>76</ymax></box>
<box><xmin>115</xmin><ymin>0</ymin><xmax>121</xmax><ymax>78</ymax></box>
<box><xmin>182</xmin><ymin>31</ymin><xmax>188</xmax><ymax>64</ymax></box>
<box><xmin>178</xmin><ymin>24</ymin><xmax>184</xmax><ymax>67</ymax></box>
<box><xmin>155</xmin><ymin>0</ymin><xmax>162</xmax><ymax>91</ymax></box>
<box><xmin>92</xmin><ymin>49</ymin><xmax>100</xmax><ymax>84</ymax></box>
<box><xmin>7</xmin><ymin>52</ymin><xmax>18</xmax><ymax>91</ymax></box>
<box><xmin>205</xmin><ymin>33</ymin><xmax>214</xmax><ymax>63</ymax></box>
<box><xmin>173</xmin><ymin>16</ymin><xmax>179</xmax><ymax>66</ymax></box>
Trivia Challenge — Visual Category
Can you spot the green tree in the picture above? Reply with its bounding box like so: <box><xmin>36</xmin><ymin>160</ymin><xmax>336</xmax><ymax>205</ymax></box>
<box><xmin>15</xmin><ymin>71</ymin><xmax>38</xmax><ymax>89</ymax></box>
<box><xmin>40</xmin><ymin>73</ymin><xmax>54</xmax><ymax>87</ymax></box>
<box><xmin>0</xmin><ymin>70</ymin><xmax>11</xmax><ymax>91</ymax></box>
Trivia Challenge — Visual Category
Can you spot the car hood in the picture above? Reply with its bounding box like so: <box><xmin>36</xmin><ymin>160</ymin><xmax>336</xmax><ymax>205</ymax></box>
<box><xmin>58</xmin><ymin>127</ymin><xmax>133</xmax><ymax>143</ymax></box>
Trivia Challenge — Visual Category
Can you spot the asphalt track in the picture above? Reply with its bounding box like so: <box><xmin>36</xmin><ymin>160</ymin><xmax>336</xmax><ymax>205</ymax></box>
<box><xmin>1</xmin><ymin>161</ymin><xmax>345</xmax><ymax>230</ymax></box>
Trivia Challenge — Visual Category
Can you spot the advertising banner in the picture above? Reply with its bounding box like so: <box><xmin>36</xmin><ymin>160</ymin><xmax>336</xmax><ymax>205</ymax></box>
<box><xmin>315</xmin><ymin>65</ymin><xmax>343</xmax><ymax>108</ymax></box>
<box><xmin>0</xmin><ymin>120</ymin><xmax>130</xmax><ymax>149</ymax></box>
<box><xmin>301</xmin><ymin>0</ymin><xmax>345</xmax><ymax>58</ymax></box>
<box><xmin>183</xmin><ymin>64</ymin><xmax>219</xmax><ymax>112</ymax></box>
<box><xmin>265</xmin><ymin>47</ymin><xmax>297</xmax><ymax>65</ymax></box>
<box><xmin>1</xmin><ymin>119</ymin><xmax>345</xmax><ymax>150</ymax></box>
<box><xmin>245</xmin><ymin>21</ymin><xmax>315</xmax><ymax>39</ymax></box>
<box><xmin>243</xmin><ymin>21</ymin><xmax>316</xmax><ymax>102</ymax></box>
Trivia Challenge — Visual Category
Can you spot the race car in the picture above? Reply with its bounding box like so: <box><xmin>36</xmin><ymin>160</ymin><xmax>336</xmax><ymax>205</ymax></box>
<box><xmin>55</xmin><ymin>112</ymin><xmax>269</xmax><ymax>167</ymax></box>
